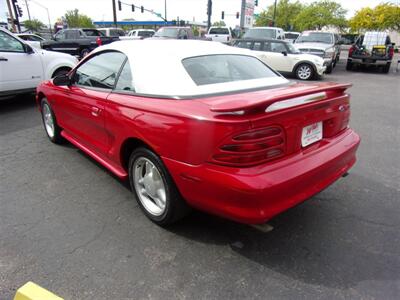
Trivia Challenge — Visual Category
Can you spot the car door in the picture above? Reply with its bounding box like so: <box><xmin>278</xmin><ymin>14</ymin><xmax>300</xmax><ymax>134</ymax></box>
<box><xmin>55</xmin><ymin>51</ymin><xmax>127</xmax><ymax>156</ymax></box>
<box><xmin>263</xmin><ymin>41</ymin><xmax>292</xmax><ymax>72</ymax></box>
<box><xmin>0</xmin><ymin>30</ymin><xmax>43</xmax><ymax>93</ymax></box>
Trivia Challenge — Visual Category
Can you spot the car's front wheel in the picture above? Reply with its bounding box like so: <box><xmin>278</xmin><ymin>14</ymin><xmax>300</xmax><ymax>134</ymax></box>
<box><xmin>128</xmin><ymin>147</ymin><xmax>189</xmax><ymax>226</ymax></box>
<box><xmin>41</xmin><ymin>98</ymin><xmax>63</xmax><ymax>144</ymax></box>
<box><xmin>295</xmin><ymin>63</ymin><xmax>315</xmax><ymax>80</ymax></box>
<box><xmin>382</xmin><ymin>63</ymin><xmax>391</xmax><ymax>73</ymax></box>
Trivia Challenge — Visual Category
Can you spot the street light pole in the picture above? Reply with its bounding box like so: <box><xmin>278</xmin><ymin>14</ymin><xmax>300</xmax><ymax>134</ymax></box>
<box><xmin>112</xmin><ymin>0</ymin><xmax>117</xmax><ymax>28</ymax></box>
<box><xmin>6</xmin><ymin>0</ymin><xmax>16</xmax><ymax>32</ymax></box>
<box><xmin>24</xmin><ymin>0</ymin><xmax>31</xmax><ymax>21</ymax></box>
<box><xmin>164</xmin><ymin>0</ymin><xmax>167</xmax><ymax>22</ymax></box>
<box><xmin>272</xmin><ymin>0</ymin><xmax>277</xmax><ymax>26</ymax></box>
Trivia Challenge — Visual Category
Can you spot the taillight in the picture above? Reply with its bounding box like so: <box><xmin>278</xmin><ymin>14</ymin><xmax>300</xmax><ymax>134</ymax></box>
<box><xmin>210</xmin><ymin>127</ymin><xmax>285</xmax><ymax>167</ymax></box>
<box><xmin>96</xmin><ymin>37</ymin><xmax>102</xmax><ymax>46</ymax></box>
<box><xmin>348</xmin><ymin>46</ymin><xmax>355</xmax><ymax>57</ymax></box>
<box><xmin>389</xmin><ymin>47</ymin><xmax>394</xmax><ymax>59</ymax></box>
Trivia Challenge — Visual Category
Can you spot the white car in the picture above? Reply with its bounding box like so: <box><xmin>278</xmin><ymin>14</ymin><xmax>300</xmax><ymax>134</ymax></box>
<box><xmin>205</xmin><ymin>27</ymin><xmax>232</xmax><ymax>44</ymax></box>
<box><xmin>243</xmin><ymin>27</ymin><xmax>285</xmax><ymax>40</ymax></box>
<box><xmin>233</xmin><ymin>39</ymin><xmax>326</xmax><ymax>80</ymax></box>
<box><xmin>126</xmin><ymin>29</ymin><xmax>155</xmax><ymax>40</ymax></box>
<box><xmin>284</xmin><ymin>31</ymin><xmax>300</xmax><ymax>43</ymax></box>
<box><xmin>16</xmin><ymin>33</ymin><xmax>45</xmax><ymax>49</ymax></box>
<box><xmin>0</xmin><ymin>28</ymin><xmax>78</xmax><ymax>99</ymax></box>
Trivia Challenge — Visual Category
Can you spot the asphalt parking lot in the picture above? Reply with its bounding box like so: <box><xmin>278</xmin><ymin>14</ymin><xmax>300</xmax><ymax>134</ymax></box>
<box><xmin>1</xmin><ymin>56</ymin><xmax>399</xmax><ymax>300</ymax></box>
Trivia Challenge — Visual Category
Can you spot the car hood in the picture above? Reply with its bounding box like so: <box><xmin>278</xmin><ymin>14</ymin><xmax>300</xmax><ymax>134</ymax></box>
<box><xmin>294</xmin><ymin>42</ymin><xmax>333</xmax><ymax>50</ymax></box>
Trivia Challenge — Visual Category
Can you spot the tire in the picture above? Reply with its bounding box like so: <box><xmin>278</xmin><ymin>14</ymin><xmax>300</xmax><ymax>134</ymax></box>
<box><xmin>52</xmin><ymin>68</ymin><xmax>71</xmax><ymax>78</ymax></box>
<box><xmin>326</xmin><ymin>62</ymin><xmax>333</xmax><ymax>74</ymax></box>
<box><xmin>41</xmin><ymin>98</ymin><xmax>63</xmax><ymax>144</ymax></box>
<box><xmin>383</xmin><ymin>63</ymin><xmax>391</xmax><ymax>73</ymax></box>
<box><xmin>128</xmin><ymin>147</ymin><xmax>190</xmax><ymax>226</ymax></box>
<box><xmin>295</xmin><ymin>63</ymin><xmax>315</xmax><ymax>80</ymax></box>
<box><xmin>80</xmin><ymin>48</ymin><xmax>90</xmax><ymax>58</ymax></box>
<box><xmin>346</xmin><ymin>60</ymin><xmax>353</xmax><ymax>71</ymax></box>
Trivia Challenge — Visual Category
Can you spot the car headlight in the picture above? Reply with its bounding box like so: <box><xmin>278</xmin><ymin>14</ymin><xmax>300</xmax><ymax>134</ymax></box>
<box><xmin>324</xmin><ymin>50</ymin><xmax>334</xmax><ymax>59</ymax></box>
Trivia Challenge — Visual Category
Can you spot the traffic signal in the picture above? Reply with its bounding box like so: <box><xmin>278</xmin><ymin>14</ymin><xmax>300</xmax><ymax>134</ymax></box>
<box><xmin>132</xmin><ymin>4</ymin><xmax>134</xmax><ymax>12</ymax></box>
<box><xmin>236</xmin><ymin>12</ymin><xmax>239</xmax><ymax>19</ymax></box>
<box><xmin>141</xmin><ymin>6</ymin><xmax>144</xmax><ymax>13</ymax></box>
<box><xmin>16</xmin><ymin>4</ymin><xmax>23</xmax><ymax>17</ymax></box>
<box><xmin>118</xmin><ymin>1</ymin><xmax>121</xmax><ymax>11</ymax></box>
<box><xmin>221</xmin><ymin>11</ymin><xmax>224</xmax><ymax>20</ymax></box>
<box><xmin>255</xmin><ymin>0</ymin><xmax>258</xmax><ymax>6</ymax></box>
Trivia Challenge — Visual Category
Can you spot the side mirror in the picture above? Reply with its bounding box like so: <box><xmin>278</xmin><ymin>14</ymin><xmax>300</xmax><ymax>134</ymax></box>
<box><xmin>282</xmin><ymin>51</ymin><xmax>288</xmax><ymax>56</ymax></box>
<box><xmin>23</xmin><ymin>43</ymin><xmax>34</xmax><ymax>54</ymax></box>
<box><xmin>53</xmin><ymin>74</ymin><xmax>71</xmax><ymax>86</ymax></box>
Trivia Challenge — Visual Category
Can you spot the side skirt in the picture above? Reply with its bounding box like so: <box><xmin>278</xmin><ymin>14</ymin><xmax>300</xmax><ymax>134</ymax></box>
<box><xmin>61</xmin><ymin>130</ymin><xmax>128</xmax><ymax>180</ymax></box>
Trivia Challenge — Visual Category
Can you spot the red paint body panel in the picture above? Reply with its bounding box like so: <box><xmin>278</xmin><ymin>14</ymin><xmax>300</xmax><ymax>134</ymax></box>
<box><xmin>36</xmin><ymin>79</ymin><xmax>360</xmax><ymax>224</ymax></box>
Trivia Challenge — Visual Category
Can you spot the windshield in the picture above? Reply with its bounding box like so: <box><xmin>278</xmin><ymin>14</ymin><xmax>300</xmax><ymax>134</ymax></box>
<box><xmin>155</xmin><ymin>28</ymin><xmax>179</xmax><ymax>38</ymax></box>
<box><xmin>209</xmin><ymin>28</ymin><xmax>230</xmax><ymax>35</ymax></box>
<box><xmin>285</xmin><ymin>33</ymin><xmax>299</xmax><ymax>40</ymax></box>
<box><xmin>83</xmin><ymin>29</ymin><xmax>104</xmax><ymax>37</ymax></box>
<box><xmin>286</xmin><ymin>43</ymin><xmax>300</xmax><ymax>54</ymax></box>
<box><xmin>244</xmin><ymin>28</ymin><xmax>276</xmax><ymax>39</ymax></box>
<box><xmin>138</xmin><ymin>31</ymin><xmax>154</xmax><ymax>37</ymax></box>
<box><xmin>182</xmin><ymin>54</ymin><xmax>277</xmax><ymax>86</ymax></box>
<box><xmin>296</xmin><ymin>32</ymin><xmax>333</xmax><ymax>44</ymax></box>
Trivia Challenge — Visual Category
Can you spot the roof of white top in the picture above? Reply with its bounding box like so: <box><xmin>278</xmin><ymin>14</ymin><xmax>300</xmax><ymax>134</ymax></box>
<box><xmin>93</xmin><ymin>40</ymin><xmax>289</xmax><ymax>97</ymax></box>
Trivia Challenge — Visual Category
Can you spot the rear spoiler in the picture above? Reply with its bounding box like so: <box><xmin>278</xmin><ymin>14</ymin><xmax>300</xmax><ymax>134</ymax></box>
<box><xmin>210</xmin><ymin>82</ymin><xmax>352</xmax><ymax>113</ymax></box>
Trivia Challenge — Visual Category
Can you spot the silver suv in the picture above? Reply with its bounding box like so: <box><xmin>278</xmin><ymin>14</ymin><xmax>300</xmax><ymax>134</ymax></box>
<box><xmin>294</xmin><ymin>31</ymin><xmax>342</xmax><ymax>73</ymax></box>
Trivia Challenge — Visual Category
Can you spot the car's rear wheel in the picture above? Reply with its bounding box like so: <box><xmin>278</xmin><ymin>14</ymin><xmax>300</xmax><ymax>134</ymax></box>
<box><xmin>295</xmin><ymin>63</ymin><xmax>314</xmax><ymax>80</ymax></box>
<box><xmin>346</xmin><ymin>60</ymin><xmax>353</xmax><ymax>71</ymax></box>
<box><xmin>382</xmin><ymin>63</ymin><xmax>391</xmax><ymax>73</ymax></box>
<box><xmin>41</xmin><ymin>98</ymin><xmax>63</xmax><ymax>144</ymax></box>
<box><xmin>128</xmin><ymin>147</ymin><xmax>189</xmax><ymax>226</ymax></box>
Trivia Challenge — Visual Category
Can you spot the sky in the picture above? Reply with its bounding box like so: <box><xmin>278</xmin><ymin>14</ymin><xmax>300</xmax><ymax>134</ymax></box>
<box><xmin>1</xmin><ymin>0</ymin><xmax>399</xmax><ymax>28</ymax></box>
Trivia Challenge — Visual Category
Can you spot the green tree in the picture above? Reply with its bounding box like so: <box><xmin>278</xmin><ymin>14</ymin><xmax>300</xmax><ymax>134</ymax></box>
<box><xmin>64</xmin><ymin>9</ymin><xmax>94</xmax><ymax>28</ymax></box>
<box><xmin>23</xmin><ymin>19</ymin><xmax>44</xmax><ymax>32</ymax></box>
<box><xmin>255</xmin><ymin>0</ymin><xmax>303</xmax><ymax>31</ymax></box>
<box><xmin>294</xmin><ymin>0</ymin><xmax>347</xmax><ymax>31</ymax></box>
<box><xmin>212</xmin><ymin>21</ymin><xmax>226</xmax><ymax>27</ymax></box>
<box><xmin>349</xmin><ymin>3</ymin><xmax>400</xmax><ymax>32</ymax></box>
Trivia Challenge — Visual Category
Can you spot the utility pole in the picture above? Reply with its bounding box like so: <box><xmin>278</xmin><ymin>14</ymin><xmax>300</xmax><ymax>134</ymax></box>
<box><xmin>164</xmin><ymin>0</ymin><xmax>167</xmax><ymax>22</ymax></box>
<box><xmin>207</xmin><ymin>0</ymin><xmax>212</xmax><ymax>29</ymax></box>
<box><xmin>112</xmin><ymin>0</ymin><xmax>117</xmax><ymax>28</ymax></box>
<box><xmin>272</xmin><ymin>0</ymin><xmax>277</xmax><ymax>26</ymax></box>
<box><xmin>6</xmin><ymin>0</ymin><xmax>16</xmax><ymax>32</ymax></box>
<box><xmin>11</xmin><ymin>0</ymin><xmax>21</xmax><ymax>32</ymax></box>
<box><xmin>24</xmin><ymin>0</ymin><xmax>31</xmax><ymax>21</ymax></box>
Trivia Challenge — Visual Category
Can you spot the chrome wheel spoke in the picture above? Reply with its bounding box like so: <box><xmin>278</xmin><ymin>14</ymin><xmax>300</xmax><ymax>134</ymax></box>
<box><xmin>133</xmin><ymin>157</ymin><xmax>167</xmax><ymax>216</ymax></box>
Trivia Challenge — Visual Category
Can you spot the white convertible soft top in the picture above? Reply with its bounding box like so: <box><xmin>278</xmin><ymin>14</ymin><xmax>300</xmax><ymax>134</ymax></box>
<box><xmin>93</xmin><ymin>40</ymin><xmax>289</xmax><ymax>97</ymax></box>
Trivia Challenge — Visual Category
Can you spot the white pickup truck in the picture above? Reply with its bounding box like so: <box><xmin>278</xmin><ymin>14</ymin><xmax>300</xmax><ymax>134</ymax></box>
<box><xmin>0</xmin><ymin>28</ymin><xmax>78</xmax><ymax>100</ymax></box>
<box><xmin>205</xmin><ymin>27</ymin><xmax>232</xmax><ymax>44</ymax></box>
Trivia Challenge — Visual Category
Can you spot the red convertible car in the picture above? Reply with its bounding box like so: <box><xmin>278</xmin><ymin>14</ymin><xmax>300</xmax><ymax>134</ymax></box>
<box><xmin>36</xmin><ymin>40</ymin><xmax>360</xmax><ymax>226</ymax></box>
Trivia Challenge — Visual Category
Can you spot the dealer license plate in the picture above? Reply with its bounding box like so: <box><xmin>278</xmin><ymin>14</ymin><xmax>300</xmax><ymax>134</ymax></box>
<box><xmin>301</xmin><ymin>122</ymin><xmax>323</xmax><ymax>147</ymax></box>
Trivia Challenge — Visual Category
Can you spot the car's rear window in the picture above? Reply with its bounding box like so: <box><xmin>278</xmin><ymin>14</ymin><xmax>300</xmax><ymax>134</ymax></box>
<box><xmin>209</xmin><ymin>28</ymin><xmax>230</xmax><ymax>35</ymax></box>
<box><xmin>138</xmin><ymin>31</ymin><xmax>154</xmax><ymax>37</ymax></box>
<box><xmin>83</xmin><ymin>29</ymin><xmax>104</xmax><ymax>36</ymax></box>
<box><xmin>182</xmin><ymin>54</ymin><xmax>277</xmax><ymax>86</ymax></box>
<box><xmin>285</xmin><ymin>33</ymin><xmax>299</xmax><ymax>40</ymax></box>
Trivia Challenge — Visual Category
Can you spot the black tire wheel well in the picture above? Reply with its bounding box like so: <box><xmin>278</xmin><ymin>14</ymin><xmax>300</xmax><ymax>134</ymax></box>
<box><xmin>51</xmin><ymin>67</ymin><xmax>71</xmax><ymax>78</ymax></box>
<box><xmin>120</xmin><ymin>138</ymin><xmax>155</xmax><ymax>172</ymax></box>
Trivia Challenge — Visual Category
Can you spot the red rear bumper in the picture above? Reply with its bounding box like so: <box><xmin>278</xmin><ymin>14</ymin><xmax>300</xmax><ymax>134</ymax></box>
<box><xmin>163</xmin><ymin>129</ymin><xmax>360</xmax><ymax>224</ymax></box>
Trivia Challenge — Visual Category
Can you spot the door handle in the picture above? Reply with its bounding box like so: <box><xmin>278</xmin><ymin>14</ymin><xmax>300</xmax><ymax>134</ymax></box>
<box><xmin>91</xmin><ymin>106</ymin><xmax>101</xmax><ymax>117</ymax></box>
<box><xmin>0</xmin><ymin>57</ymin><xmax>8</xmax><ymax>61</ymax></box>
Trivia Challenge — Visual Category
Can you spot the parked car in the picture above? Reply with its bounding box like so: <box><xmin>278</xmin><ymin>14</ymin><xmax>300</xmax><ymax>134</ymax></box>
<box><xmin>0</xmin><ymin>28</ymin><xmax>77</xmax><ymax>100</ymax></box>
<box><xmin>284</xmin><ymin>31</ymin><xmax>300</xmax><ymax>43</ymax></box>
<box><xmin>16</xmin><ymin>33</ymin><xmax>45</xmax><ymax>49</ymax></box>
<box><xmin>127</xmin><ymin>29</ymin><xmax>155</xmax><ymax>39</ymax></box>
<box><xmin>233</xmin><ymin>39</ymin><xmax>326</xmax><ymax>80</ymax></box>
<box><xmin>205</xmin><ymin>26</ymin><xmax>232</xmax><ymax>44</ymax></box>
<box><xmin>36</xmin><ymin>40</ymin><xmax>360</xmax><ymax>226</ymax></box>
<box><xmin>243</xmin><ymin>27</ymin><xmax>285</xmax><ymax>40</ymax></box>
<box><xmin>98</xmin><ymin>27</ymin><xmax>126</xmax><ymax>37</ymax></box>
<box><xmin>347</xmin><ymin>32</ymin><xmax>395</xmax><ymax>73</ymax></box>
<box><xmin>41</xmin><ymin>28</ymin><xmax>119</xmax><ymax>58</ymax></box>
<box><xmin>295</xmin><ymin>31</ymin><xmax>342</xmax><ymax>73</ymax></box>
<box><xmin>152</xmin><ymin>27</ymin><xmax>198</xmax><ymax>40</ymax></box>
